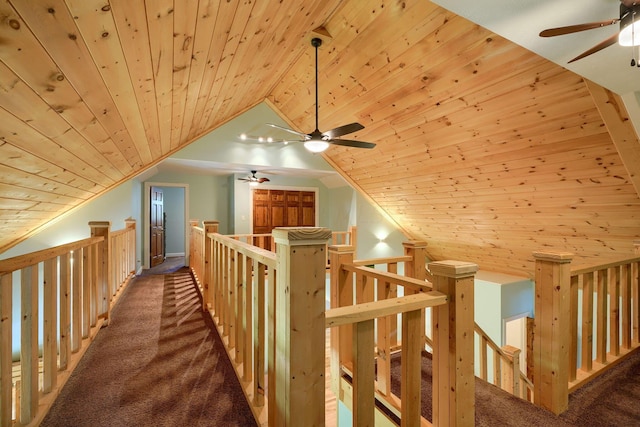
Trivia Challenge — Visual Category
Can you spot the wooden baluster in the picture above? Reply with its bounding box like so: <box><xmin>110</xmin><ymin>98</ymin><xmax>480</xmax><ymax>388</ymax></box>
<box><xmin>72</xmin><ymin>248</ymin><xmax>83</xmax><ymax>353</ymax></box>
<box><xmin>0</xmin><ymin>273</ymin><xmax>12</xmax><ymax>427</ymax></box>
<box><xmin>376</xmin><ymin>267</ymin><xmax>393</xmax><ymax>396</ymax></box>
<box><xmin>479</xmin><ymin>335</ymin><xmax>488</xmax><ymax>381</ymax></box>
<box><xmin>59</xmin><ymin>253</ymin><xmax>71</xmax><ymax>371</ymax></box>
<box><xmin>431</xmin><ymin>260</ymin><xmax>478</xmax><ymax>427</ymax></box>
<box><xmin>595</xmin><ymin>269</ymin><xmax>608</xmax><ymax>364</ymax></box>
<box><xmin>43</xmin><ymin>258</ymin><xmax>58</xmax><ymax>393</ymax></box>
<box><xmin>267</xmin><ymin>265</ymin><xmax>276</xmax><ymax>426</ymax></box>
<box><xmin>273</xmin><ymin>227</ymin><xmax>331</xmax><ymax>426</ymax></box>
<box><xmin>83</xmin><ymin>245</ymin><xmax>92</xmax><ymax>337</ymax></box>
<box><xmin>633</xmin><ymin>260</ymin><xmax>640</xmax><ymax>346</ymax></box>
<box><xmin>621</xmin><ymin>263</ymin><xmax>631</xmax><ymax>350</ymax></box>
<box><xmin>581</xmin><ymin>272</ymin><xmax>594</xmax><ymax>372</ymax></box>
<box><xmin>493</xmin><ymin>348</ymin><xmax>501</xmax><ymax>386</ymax></box>
<box><xmin>352</xmin><ymin>319</ymin><xmax>375</xmax><ymax>427</ymax></box>
<box><xmin>401</xmin><ymin>308</ymin><xmax>423</xmax><ymax>427</ymax></box>
<box><xmin>532</xmin><ymin>251</ymin><xmax>572</xmax><ymax>415</ymax></box>
<box><xmin>608</xmin><ymin>266</ymin><xmax>620</xmax><ymax>357</ymax></box>
<box><xmin>20</xmin><ymin>265</ymin><xmax>38</xmax><ymax>424</ymax></box>
<box><xmin>243</xmin><ymin>255</ymin><xmax>253</xmax><ymax>381</ymax></box>
<box><xmin>254</xmin><ymin>262</ymin><xmax>266</xmax><ymax>406</ymax></box>
<box><xmin>228</xmin><ymin>249</ymin><xmax>236</xmax><ymax>350</ymax></box>
<box><xmin>235</xmin><ymin>252</ymin><xmax>243</xmax><ymax>362</ymax></box>
<box><xmin>569</xmin><ymin>274</ymin><xmax>579</xmax><ymax>381</ymax></box>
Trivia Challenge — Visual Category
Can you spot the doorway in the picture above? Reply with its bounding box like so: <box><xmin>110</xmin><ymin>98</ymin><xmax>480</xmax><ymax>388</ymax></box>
<box><xmin>143</xmin><ymin>182</ymin><xmax>189</xmax><ymax>270</ymax></box>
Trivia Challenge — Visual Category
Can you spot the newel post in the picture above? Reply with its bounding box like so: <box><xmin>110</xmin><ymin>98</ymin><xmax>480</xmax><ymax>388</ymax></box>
<box><xmin>328</xmin><ymin>244</ymin><xmax>356</xmax><ymax>393</ymax></box>
<box><xmin>124</xmin><ymin>218</ymin><xmax>136</xmax><ymax>274</ymax></box>
<box><xmin>273</xmin><ymin>227</ymin><xmax>332</xmax><ymax>427</ymax></box>
<box><xmin>634</xmin><ymin>240</ymin><xmax>640</xmax><ymax>256</ymax></box>
<box><xmin>202</xmin><ymin>221</ymin><xmax>219</xmax><ymax>312</ymax></box>
<box><xmin>89</xmin><ymin>221</ymin><xmax>111</xmax><ymax>324</ymax></box>
<box><xmin>430</xmin><ymin>260</ymin><xmax>478</xmax><ymax>427</ymax></box>
<box><xmin>532</xmin><ymin>251</ymin><xmax>573</xmax><ymax>415</ymax></box>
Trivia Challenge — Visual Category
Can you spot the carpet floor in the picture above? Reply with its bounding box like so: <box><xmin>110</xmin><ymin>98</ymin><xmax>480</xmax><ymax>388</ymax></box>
<box><xmin>389</xmin><ymin>348</ymin><xmax>640</xmax><ymax>426</ymax></box>
<box><xmin>41</xmin><ymin>266</ymin><xmax>257</xmax><ymax>427</ymax></box>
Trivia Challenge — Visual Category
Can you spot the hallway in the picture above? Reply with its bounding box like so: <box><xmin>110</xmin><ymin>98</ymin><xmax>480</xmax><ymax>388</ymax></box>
<box><xmin>41</xmin><ymin>260</ymin><xmax>256</xmax><ymax>427</ymax></box>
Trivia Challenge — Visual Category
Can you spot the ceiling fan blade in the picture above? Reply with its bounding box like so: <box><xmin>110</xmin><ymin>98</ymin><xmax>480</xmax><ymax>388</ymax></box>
<box><xmin>266</xmin><ymin>123</ymin><xmax>308</xmax><ymax>139</ymax></box>
<box><xmin>322</xmin><ymin>122</ymin><xmax>365</xmax><ymax>139</ymax></box>
<box><xmin>258</xmin><ymin>178</ymin><xmax>270</xmax><ymax>183</ymax></box>
<box><xmin>568</xmin><ymin>33</ymin><xmax>619</xmax><ymax>63</ymax></box>
<box><xmin>539</xmin><ymin>19</ymin><xmax>620</xmax><ymax>37</ymax></box>
<box><xmin>328</xmin><ymin>138</ymin><xmax>376</xmax><ymax>149</ymax></box>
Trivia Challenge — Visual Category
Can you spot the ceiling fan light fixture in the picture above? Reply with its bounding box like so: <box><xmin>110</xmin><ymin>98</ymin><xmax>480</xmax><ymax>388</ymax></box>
<box><xmin>304</xmin><ymin>139</ymin><xmax>329</xmax><ymax>153</ymax></box>
<box><xmin>619</xmin><ymin>5</ymin><xmax>640</xmax><ymax>46</ymax></box>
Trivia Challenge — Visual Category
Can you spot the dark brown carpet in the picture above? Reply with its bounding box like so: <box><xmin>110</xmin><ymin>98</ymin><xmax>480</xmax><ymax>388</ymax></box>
<box><xmin>41</xmin><ymin>267</ymin><xmax>257</xmax><ymax>427</ymax></box>
<box><xmin>389</xmin><ymin>349</ymin><xmax>640</xmax><ymax>426</ymax></box>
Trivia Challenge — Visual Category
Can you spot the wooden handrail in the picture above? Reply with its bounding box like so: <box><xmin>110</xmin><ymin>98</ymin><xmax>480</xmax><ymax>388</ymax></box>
<box><xmin>341</xmin><ymin>264</ymin><xmax>432</xmax><ymax>292</ymax></box>
<box><xmin>325</xmin><ymin>292</ymin><xmax>447</xmax><ymax>328</ymax></box>
<box><xmin>0</xmin><ymin>236</ymin><xmax>104</xmax><ymax>274</ymax></box>
<box><xmin>570</xmin><ymin>256</ymin><xmax>640</xmax><ymax>276</ymax></box>
<box><xmin>352</xmin><ymin>255</ymin><xmax>412</xmax><ymax>266</ymax></box>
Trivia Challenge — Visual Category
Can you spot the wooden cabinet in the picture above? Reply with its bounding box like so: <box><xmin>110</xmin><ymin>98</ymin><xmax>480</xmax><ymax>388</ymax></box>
<box><xmin>253</xmin><ymin>189</ymin><xmax>315</xmax><ymax>235</ymax></box>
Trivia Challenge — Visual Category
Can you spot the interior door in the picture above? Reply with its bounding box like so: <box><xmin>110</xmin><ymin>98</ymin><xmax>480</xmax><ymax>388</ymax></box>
<box><xmin>150</xmin><ymin>186</ymin><xmax>165</xmax><ymax>267</ymax></box>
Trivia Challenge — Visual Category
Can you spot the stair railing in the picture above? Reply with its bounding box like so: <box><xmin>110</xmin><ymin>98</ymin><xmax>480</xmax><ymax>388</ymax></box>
<box><xmin>531</xmin><ymin>248</ymin><xmax>640</xmax><ymax>415</ymax></box>
<box><xmin>329</xmin><ymin>243</ymin><xmax>478</xmax><ymax>426</ymax></box>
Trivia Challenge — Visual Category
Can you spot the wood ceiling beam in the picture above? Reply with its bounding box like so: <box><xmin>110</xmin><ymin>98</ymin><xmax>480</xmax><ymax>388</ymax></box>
<box><xmin>585</xmin><ymin>79</ymin><xmax>640</xmax><ymax>198</ymax></box>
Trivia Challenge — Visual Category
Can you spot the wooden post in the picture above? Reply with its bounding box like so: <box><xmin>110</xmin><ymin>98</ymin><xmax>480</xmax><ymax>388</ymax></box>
<box><xmin>532</xmin><ymin>251</ymin><xmax>573</xmax><ymax>415</ymax></box>
<box><xmin>89</xmin><ymin>221</ymin><xmax>111</xmax><ymax>324</ymax></box>
<box><xmin>0</xmin><ymin>273</ymin><xmax>12</xmax><ymax>427</ymax></box>
<box><xmin>403</xmin><ymin>241</ymin><xmax>428</xmax><ymax>337</ymax></box>
<box><xmin>203</xmin><ymin>221</ymin><xmax>219</xmax><ymax>311</ymax></box>
<box><xmin>273</xmin><ymin>227</ymin><xmax>332</xmax><ymax>427</ymax></box>
<box><xmin>328</xmin><ymin>244</ymin><xmax>355</xmax><ymax>393</ymax></box>
<box><xmin>125</xmin><ymin>218</ymin><xmax>136</xmax><ymax>274</ymax></box>
<box><xmin>21</xmin><ymin>265</ymin><xmax>38</xmax><ymax>424</ymax></box>
<box><xmin>430</xmin><ymin>260</ymin><xmax>477</xmax><ymax>427</ymax></box>
<box><xmin>501</xmin><ymin>345</ymin><xmax>521</xmax><ymax>397</ymax></box>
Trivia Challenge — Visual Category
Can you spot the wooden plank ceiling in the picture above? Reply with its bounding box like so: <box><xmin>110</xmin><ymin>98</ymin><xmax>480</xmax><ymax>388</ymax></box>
<box><xmin>1</xmin><ymin>0</ymin><xmax>639</xmax><ymax>277</ymax></box>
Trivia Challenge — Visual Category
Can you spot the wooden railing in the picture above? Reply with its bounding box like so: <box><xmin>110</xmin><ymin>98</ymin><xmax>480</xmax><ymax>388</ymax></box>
<box><xmin>531</xmin><ymin>250</ymin><xmax>640</xmax><ymax>415</ymax></box>
<box><xmin>567</xmin><ymin>256</ymin><xmax>640</xmax><ymax>390</ymax></box>
<box><xmin>0</xmin><ymin>220</ymin><xmax>136</xmax><ymax>427</ymax></box>
<box><xmin>329</xmin><ymin>243</ymin><xmax>478</xmax><ymax>426</ymax></box>
<box><xmin>475</xmin><ymin>324</ymin><xmax>534</xmax><ymax>403</ymax></box>
<box><xmin>190</xmin><ymin>222</ymin><xmax>480</xmax><ymax>426</ymax></box>
<box><xmin>227</xmin><ymin>225</ymin><xmax>357</xmax><ymax>267</ymax></box>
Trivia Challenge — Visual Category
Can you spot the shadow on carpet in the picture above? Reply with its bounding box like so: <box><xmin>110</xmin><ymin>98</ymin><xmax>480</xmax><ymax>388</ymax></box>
<box><xmin>41</xmin><ymin>268</ymin><xmax>256</xmax><ymax>427</ymax></box>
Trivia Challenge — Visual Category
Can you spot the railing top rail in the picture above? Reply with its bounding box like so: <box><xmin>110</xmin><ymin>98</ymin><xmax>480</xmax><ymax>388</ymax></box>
<box><xmin>210</xmin><ymin>232</ymin><xmax>277</xmax><ymax>268</ymax></box>
<box><xmin>111</xmin><ymin>227</ymin><xmax>133</xmax><ymax>238</ymax></box>
<box><xmin>228</xmin><ymin>233</ymin><xmax>271</xmax><ymax>237</ymax></box>
<box><xmin>353</xmin><ymin>255</ymin><xmax>412</xmax><ymax>266</ymax></box>
<box><xmin>0</xmin><ymin>236</ymin><xmax>104</xmax><ymax>274</ymax></box>
<box><xmin>325</xmin><ymin>291</ymin><xmax>447</xmax><ymax>328</ymax></box>
<box><xmin>570</xmin><ymin>255</ymin><xmax>640</xmax><ymax>276</ymax></box>
<box><xmin>342</xmin><ymin>264</ymin><xmax>432</xmax><ymax>291</ymax></box>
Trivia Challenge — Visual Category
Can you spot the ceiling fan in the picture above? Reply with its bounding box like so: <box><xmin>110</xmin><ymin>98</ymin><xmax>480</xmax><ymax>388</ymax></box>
<box><xmin>265</xmin><ymin>37</ymin><xmax>376</xmax><ymax>153</ymax></box>
<box><xmin>539</xmin><ymin>0</ymin><xmax>640</xmax><ymax>64</ymax></box>
<box><xmin>238</xmin><ymin>170</ymin><xmax>270</xmax><ymax>185</ymax></box>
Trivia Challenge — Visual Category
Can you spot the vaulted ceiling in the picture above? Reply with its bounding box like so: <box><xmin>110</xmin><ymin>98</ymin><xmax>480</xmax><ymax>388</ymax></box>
<box><xmin>1</xmin><ymin>0</ymin><xmax>639</xmax><ymax>277</ymax></box>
